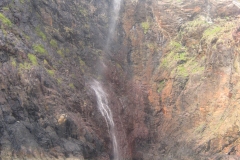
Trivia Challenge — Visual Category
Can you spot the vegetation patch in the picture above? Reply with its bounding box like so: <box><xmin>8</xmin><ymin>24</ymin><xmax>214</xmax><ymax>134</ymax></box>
<box><xmin>157</xmin><ymin>80</ymin><xmax>165</xmax><ymax>93</ymax></box>
<box><xmin>65</xmin><ymin>48</ymin><xmax>70</xmax><ymax>54</ymax></box>
<box><xmin>57</xmin><ymin>49</ymin><xmax>64</xmax><ymax>57</ymax></box>
<box><xmin>141</xmin><ymin>22</ymin><xmax>150</xmax><ymax>34</ymax></box>
<box><xmin>50</xmin><ymin>39</ymin><xmax>58</xmax><ymax>48</ymax></box>
<box><xmin>0</xmin><ymin>13</ymin><xmax>12</xmax><ymax>27</ymax></box>
<box><xmin>147</xmin><ymin>43</ymin><xmax>155</xmax><ymax>50</ymax></box>
<box><xmin>11</xmin><ymin>57</ymin><xmax>17</xmax><ymax>67</ymax></box>
<box><xmin>79</xmin><ymin>58</ymin><xmax>86</xmax><ymax>66</ymax></box>
<box><xmin>69</xmin><ymin>83</ymin><xmax>75</xmax><ymax>89</ymax></box>
<box><xmin>36</xmin><ymin>27</ymin><xmax>47</xmax><ymax>41</ymax></box>
<box><xmin>176</xmin><ymin>65</ymin><xmax>189</xmax><ymax>77</ymax></box>
<box><xmin>170</xmin><ymin>41</ymin><xmax>183</xmax><ymax>49</ymax></box>
<box><xmin>161</xmin><ymin>38</ymin><xmax>205</xmax><ymax>78</ymax></box>
<box><xmin>174</xmin><ymin>52</ymin><xmax>187</xmax><ymax>61</ymax></box>
<box><xmin>23</xmin><ymin>33</ymin><xmax>30</xmax><ymax>41</ymax></box>
<box><xmin>184</xmin><ymin>16</ymin><xmax>208</xmax><ymax>29</ymax></box>
<box><xmin>28</xmin><ymin>53</ymin><xmax>38</xmax><ymax>65</ymax></box>
<box><xmin>3</xmin><ymin>7</ymin><xmax>9</xmax><ymax>11</ymax></box>
<box><xmin>78</xmin><ymin>6</ymin><xmax>88</xmax><ymax>16</ymax></box>
<box><xmin>57</xmin><ymin>78</ymin><xmax>62</xmax><ymax>84</ymax></box>
<box><xmin>46</xmin><ymin>69</ymin><xmax>55</xmax><ymax>76</ymax></box>
<box><xmin>160</xmin><ymin>41</ymin><xmax>187</xmax><ymax>68</ymax></box>
<box><xmin>175</xmin><ymin>57</ymin><xmax>205</xmax><ymax>77</ymax></box>
<box><xmin>19</xmin><ymin>62</ymin><xmax>32</xmax><ymax>70</ymax></box>
<box><xmin>202</xmin><ymin>26</ymin><xmax>221</xmax><ymax>43</ymax></box>
<box><xmin>33</xmin><ymin>44</ymin><xmax>47</xmax><ymax>54</ymax></box>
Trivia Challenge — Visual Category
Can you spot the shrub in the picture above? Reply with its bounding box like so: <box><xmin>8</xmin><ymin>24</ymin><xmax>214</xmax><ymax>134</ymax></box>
<box><xmin>35</xmin><ymin>27</ymin><xmax>47</xmax><ymax>41</ymax></box>
<box><xmin>11</xmin><ymin>58</ymin><xmax>17</xmax><ymax>67</ymax></box>
<box><xmin>50</xmin><ymin>39</ymin><xmax>57</xmax><ymax>48</ymax></box>
<box><xmin>57</xmin><ymin>50</ymin><xmax>64</xmax><ymax>57</ymax></box>
<box><xmin>141</xmin><ymin>22</ymin><xmax>150</xmax><ymax>34</ymax></box>
<box><xmin>0</xmin><ymin>13</ymin><xmax>12</xmax><ymax>27</ymax></box>
<box><xmin>46</xmin><ymin>69</ymin><xmax>54</xmax><ymax>76</ymax></box>
<box><xmin>33</xmin><ymin>44</ymin><xmax>46</xmax><ymax>54</ymax></box>
<box><xmin>69</xmin><ymin>83</ymin><xmax>75</xmax><ymax>89</ymax></box>
<box><xmin>28</xmin><ymin>53</ymin><xmax>38</xmax><ymax>65</ymax></box>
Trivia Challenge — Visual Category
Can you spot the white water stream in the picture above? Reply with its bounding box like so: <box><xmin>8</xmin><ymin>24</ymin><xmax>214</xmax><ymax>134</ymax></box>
<box><xmin>106</xmin><ymin>0</ymin><xmax>122</xmax><ymax>50</ymax></box>
<box><xmin>91</xmin><ymin>0</ymin><xmax>122</xmax><ymax>159</ymax></box>
<box><xmin>233</xmin><ymin>0</ymin><xmax>240</xmax><ymax>8</ymax></box>
<box><xmin>91</xmin><ymin>80</ymin><xmax>119</xmax><ymax>160</ymax></box>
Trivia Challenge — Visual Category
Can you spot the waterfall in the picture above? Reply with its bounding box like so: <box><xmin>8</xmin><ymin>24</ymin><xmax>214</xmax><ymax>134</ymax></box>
<box><xmin>91</xmin><ymin>80</ymin><xmax>119</xmax><ymax>160</ymax></box>
<box><xmin>90</xmin><ymin>0</ymin><xmax>122</xmax><ymax>159</ymax></box>
<box><xmin>106</xmin><ymin>0</ymin><xmax>122</xmax><ymax>50</ymax></box>
<box><xmin>233</xmin><ymin>0</ymin><xmax>240</xmax><ymax>8</ymax></box>
<box><xmin>206</xmin><ymin>4</ymin><xmax>213</xmax><ymax>24</ymax></box>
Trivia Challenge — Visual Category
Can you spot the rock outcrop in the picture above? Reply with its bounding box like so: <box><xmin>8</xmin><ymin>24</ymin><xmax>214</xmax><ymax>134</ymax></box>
<box><xmin>122</xmin><ymin>0</ymin><xmax>240</xmax><ymax>159</ymax></box>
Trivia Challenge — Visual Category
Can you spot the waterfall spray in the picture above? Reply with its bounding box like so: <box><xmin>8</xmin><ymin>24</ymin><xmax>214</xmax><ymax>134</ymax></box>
<box><xmin>206</xmin><ymin>4</ymin><xmax>212</xmax><ymax>24</ymax></box>
<box><xmin>91</xmin><ymin>80</ymin><xmax>119</xmax><ymax>160</ymax></box>
<box><xmin>91</xmin><ymin>0</ymin><xmax>122</xmax><ymax>159</ymax></box>
<box><xmin>106</xmin><ymin>0</ymin><xmax>122</xmax><ymax>50</ymax></box>
<box><xmin>233</xmin><ymin>0</ymin><xmax>240</xmax><ymax>8</ymax></box>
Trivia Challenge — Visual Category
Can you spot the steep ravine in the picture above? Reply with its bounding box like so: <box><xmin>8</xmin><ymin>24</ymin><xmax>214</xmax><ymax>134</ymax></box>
<box><xmin>0</xmin><ymin>0</ymin><xmax>240</xmax><ymax>159</ymax></box>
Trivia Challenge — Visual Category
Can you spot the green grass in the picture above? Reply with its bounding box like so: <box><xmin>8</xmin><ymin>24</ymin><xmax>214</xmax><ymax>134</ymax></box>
<box><xmin>35</xmin><ymin>26</ymin><xmax>47</xmax><ymax>41</ymax></box>
<box><xmin>176</xmin><ymin>65</ymin><xmax>189</xmax><ymax>77</ymax></box>
<box><xmin>69</xmin><ymin>83</ymin><xmax>75</xmax><ymax>89</ymax></box>
<box><xmin>11</xmin><ymin>58</ymin><xmax>17</xmax><ymax>67</ymax></box>
<box><xmin>23</xmin><ymin>33</ymin><xmax>30</xmax><ymax>41</ymax></box>
<box><xmin>50</xmin><ymin>39</ymin><xmax>57</xmax><ymax>48</ymax></box>
<box><xmin>141</xmin><ymin>22</ymin><xmax>150</xmax><ymax>34</ymax></box>
<box><xmin>3</xmin><ymin>7</ymin><xmax>9</xmax><ymax>11</ymax></box>
<box><xmin>185</xmin><ymin>16</ymin><xmax>207</xmax><ymax>28</ymax></box>
<box><xmin>57</xmin><ymin>49</ymin><xmax>64</xmax><ymax>57</ymax></box>
<box><xmin>33</xmin><ymin>44</ymin><xmax>47</xmax><ymax>54</ymax></box>
<box><xmin>79</xmin><ymin>58</ymin><xmax>86</xmax><ymax>66</ymax></box>
<box><xmin>157</xmin><ymin>80</ymin><xmax>165</xmax><ymax>93</ymax></box>
<box><xmin>65</xmin><ymin>48</ymin><xmax>70</xmax><ymax>54</ymax></box>
<box><xmin>57</xmin><ymin>78</ymin><xmax>62</xmax><ymax>84</ymax></box>
<box><xmin>174</xmin><ymin>52</ymin><xmax>187</xmax><ymax>61</ymax></box>
<box><xmin>202</xmin><ymin>26</ymin><xmax>221</xmax><ymax>43</ymax></box>
<box><xmin>170</xmin><ymin>41</ymin><xmax>182</xmax><ymax>48</ymax></box>
<box><xmin>28</xmin><ymin>53</ymin><xmax>38</xmax><ymax>65</ymax></box>
<box><xmin>46</xmin><ymin>69</ymin><xmax>55</xmax><ymax>76</ymax></box>
<box><xmin>19</xmin><ymin>62</ymin><xmax>32</xmax><ymax>70</ymax></box>
<box><xmin>0</xmin><ymin>13</ymin><xmax>12</xmax><ymax>27</ymax></box>
<box><xmin>160</xmin><ymin>51</ymin><xmax>175</xmax><ymax>68</ymax></box>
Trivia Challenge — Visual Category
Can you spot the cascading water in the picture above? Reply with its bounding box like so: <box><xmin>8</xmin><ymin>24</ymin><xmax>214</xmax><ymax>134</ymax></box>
<box><xmin>91</xmin><ymin>80</ymin><xmax>119</xmax><ymax>160</ymax></box>
<box><xmin>106</xmin><ymin>0</ymin><xmax>122</xmax><ymax>50</ymax></box>
<box><xmin>206</xmin><ymin>4</ymin><xmax>213</xmax><ymax>24</ymax></box>
<box><xmin>233</xmin><ymin>0</ymin><xmax>240</xmax><ymax>8</ymax></box>
<box><xmin>91</xmin><ymin>0</ymin><xmax>122</xmax><ymax>159</ymax></box>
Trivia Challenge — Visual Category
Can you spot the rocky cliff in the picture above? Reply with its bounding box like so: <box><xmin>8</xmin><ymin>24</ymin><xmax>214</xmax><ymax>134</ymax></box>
<box><xmin>0</xmin><ymin>0</ymin><xmax>240</xmax><ymax>159</ymax></box>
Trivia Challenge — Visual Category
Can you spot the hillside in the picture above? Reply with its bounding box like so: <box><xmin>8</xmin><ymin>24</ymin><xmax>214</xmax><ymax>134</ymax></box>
<box><xmin>0</xmin><ymin>0</ymin><xmax>240</xmax><ymax>159</ymax></box>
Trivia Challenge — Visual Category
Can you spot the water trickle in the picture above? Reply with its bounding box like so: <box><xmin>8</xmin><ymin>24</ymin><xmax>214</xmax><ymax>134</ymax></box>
<box><xmin>206</xmin><ymin>4</ymin><xmax>213</xmax><ymax>24</ymax></box>
<box><xmin>106</xmin><ymin>0</ymin><xmax>122</xmax><ymax>50</ymax></box>
<box><xmin>233</xmin><ymin>0</ymin><xmax>240</xmax><ymax>8</ymax></box>
<box><xmin>91</xmin><ymin>80</ymin><xmax>119</xmax><ymax>160</ymax></box>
